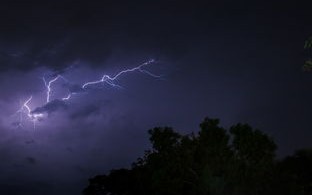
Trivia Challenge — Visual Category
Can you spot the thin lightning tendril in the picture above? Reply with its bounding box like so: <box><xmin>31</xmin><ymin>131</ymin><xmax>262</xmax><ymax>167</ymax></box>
<box><xmin>62</xmin><ymin>94</ymin><xmax>72</xmax><ymax>101</ymax></box>
<box><xmin>16</xmin><ymin>59</ymin><xmax>160</xmax><ymax>128</ymax></box>
<box><xmin>21</xmin><ymin>96</ymin><xmax>33</xmax><ymax>118</ymax></box>
<box><xmin>17</xmin><ymin>96</ymin><xmax>43</xmax><ymax>130</ymax></box>
<box><xmin>43</xmin><ymin>75</ymin><xmax>67</xmax><ymax>103</ymax></box>
<box><xmin>82</xmin><ymin>59</ymin><xmax>160</xmax><ymax>89</ymax></box>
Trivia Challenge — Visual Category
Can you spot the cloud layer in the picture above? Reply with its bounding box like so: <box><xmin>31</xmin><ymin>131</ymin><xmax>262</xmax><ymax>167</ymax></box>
<box><xmin>1</xmin><ymin>1</ymin><xmax>312</xmax><ymax>195</ymax></box>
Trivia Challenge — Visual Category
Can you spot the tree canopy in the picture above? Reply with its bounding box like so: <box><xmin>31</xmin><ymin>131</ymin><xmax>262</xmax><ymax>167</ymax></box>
<box><xmin>303</xmin><ymin>36</ymin><xmax>312</xmax><ymax>71</ymax></box>
<box><xmin>83</xmin><ymin>118</ymin><xmax>312</xmax><ymax>195</ymax></box>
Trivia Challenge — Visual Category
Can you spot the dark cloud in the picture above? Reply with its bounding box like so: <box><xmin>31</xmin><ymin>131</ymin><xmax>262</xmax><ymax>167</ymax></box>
<box><xmin>69</xmin><ymin>104</ymin><xmax>101</xmax><ymax>120</ymax></box>
<box><xmin>25</xmin><ymin>157</ymin><xmax>36</xmax><ymax>165</ymax></box>
<box><xmin>0</xmin><ymin>1</ymin><xmax>312</xmax><ymax>195</ymax></box>
<box><xmin>0</xmin><ymin>38</ymin><xmax>113</xmax><ymax>72</ymax></box>
<box><xmin>66</xmin><ymin>83</ymin><xmax>85</xmax><ymax>94</ymax></box>
<box><xmin>0</xmin><ymin>1</ymin><xmax>215</xmax><ymax>72</ymax></box>
<box><xmin>31</xmin><ymin>100</ymin><xmax>68</xmax><ymax>115</ymax></box>
<box><xmin>25</xmin><ymin>140</ymin><xmax>35</xmax><ymax>145</ymax></box>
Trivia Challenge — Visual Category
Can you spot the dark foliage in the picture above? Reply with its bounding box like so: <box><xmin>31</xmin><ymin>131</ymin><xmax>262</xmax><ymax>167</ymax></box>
<box><xmin>303</xmin><ymin>36</ymin><xmax>312</xmax><ymax>71</ymax></box>
<box><xmin>83</xmin><ymin>118</ymin><xmax>312</xmax><ymax>195</ymax></box>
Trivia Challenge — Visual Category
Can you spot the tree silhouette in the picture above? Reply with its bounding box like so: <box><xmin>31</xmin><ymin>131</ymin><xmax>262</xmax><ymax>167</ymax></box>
<box><xmin>229</xmin><ymin>123</ymin><xmax>277</xmax><ymax>195</ymax></box>
<box><xmin>83</xmin><ymin>118</ymin><xmax>312</xmax><ymax>195</ymax></box>
<box><xmin>303</xmin><ymin>36</ymin><xmax>312</xmax><ymax>71</ymax></box>
<box><xmin>273</xmin><ymin>149</ymin><xmax>312</xmax><ymax>195</ymax></box>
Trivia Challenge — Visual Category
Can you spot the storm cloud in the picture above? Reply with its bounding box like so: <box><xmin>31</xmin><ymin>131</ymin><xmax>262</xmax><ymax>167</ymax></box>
<box><xmin>0</xmin><ymin>1</ymin><xmax>312</xmax><ymax>195</ymax></box>
<box><xmin>31</xmin><ymin>99</ymin><xmax>68</xmax><ymax>115</ymax></box>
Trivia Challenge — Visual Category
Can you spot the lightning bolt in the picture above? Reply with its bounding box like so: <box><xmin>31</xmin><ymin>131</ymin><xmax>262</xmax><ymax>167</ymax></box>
<box><xmin>15</xmin><ymin>59</ymin><xmax>160</xmax><ymax>128</ymax></box>
<box><xmin>17</xmin><ymin>96</ymin><xmax>44</xmax><ymax>130</ymax></box>
<box><xmin>43</xmin><ymin>75</ymin><xmax>67</xmax><ymax>103</ymax></box>
<box><xmin>62</xmin><ymin>93</ymin><xmax>72</xmax><ymax>101</ymax></box>
<box><xmin>20</xmin><ymin>96</ymin><xmax>33</xmax><ymax>118</ymax></box>
<box><xmin>82</xmin><ymin>59</ymin><xmax>160</xmax><ymax>89</ymax></box>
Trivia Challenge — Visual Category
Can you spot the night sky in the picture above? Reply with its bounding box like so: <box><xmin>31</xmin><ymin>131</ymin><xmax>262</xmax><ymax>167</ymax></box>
<box><xmin>0</xmin><ymin>1</ymin><xmax>312</xmax><ymax>194</ymax></box>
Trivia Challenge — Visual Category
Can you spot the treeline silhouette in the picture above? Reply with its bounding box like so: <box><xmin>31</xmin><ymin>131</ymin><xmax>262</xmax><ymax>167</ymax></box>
<box><xmin>83</xmin><ymin>118</ymin><xmax>312</xmax><ymax>195</ymax></box>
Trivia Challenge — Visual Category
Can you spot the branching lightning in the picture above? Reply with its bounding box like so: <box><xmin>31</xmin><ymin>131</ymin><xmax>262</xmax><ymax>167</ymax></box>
<box><xmin>43</xmin><ymin>75</ymin><xmax>67</xmax><ymax>103</ymax></box>
<box><xmin>17</xmin><ymin>96</ymin><xmax>43</xmax><ymax>129</ymax></box>
<box><xmin>20</xmin><ymin>96</ymin><xmax>33</xmax><ymax>118</ymax></box>
<box><xmin>16</xmin><ymin>59</ymin><xmax>160</xmax><ymax>129</ymax></box>
<box><xmin>82</xmin><ymin>59</ymin><xmax>159</xmax><ymax>89</ymax></box>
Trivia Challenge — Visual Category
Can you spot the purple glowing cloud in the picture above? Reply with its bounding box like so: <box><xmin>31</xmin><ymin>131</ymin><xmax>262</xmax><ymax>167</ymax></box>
<box><xmin>15</xmin><ymin>59</ymin><xmax>161</xmax><ymax>128</ymax></box>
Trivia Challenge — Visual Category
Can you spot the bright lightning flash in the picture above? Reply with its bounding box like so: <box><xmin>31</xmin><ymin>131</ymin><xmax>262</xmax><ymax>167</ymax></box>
<box><xmin>43</xmin><ymin>75</ymin><xmax>67</xmax><ymax>103</ymax></box>
<box><xmin>16</xmin><ymin>59</ymin><xmax>160</xmax><ymax>128</ymax></box>
<box><xmin>17</xmin><ymin>96</ymin><xmax>44</xmax><ymax>129</ymax></box>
